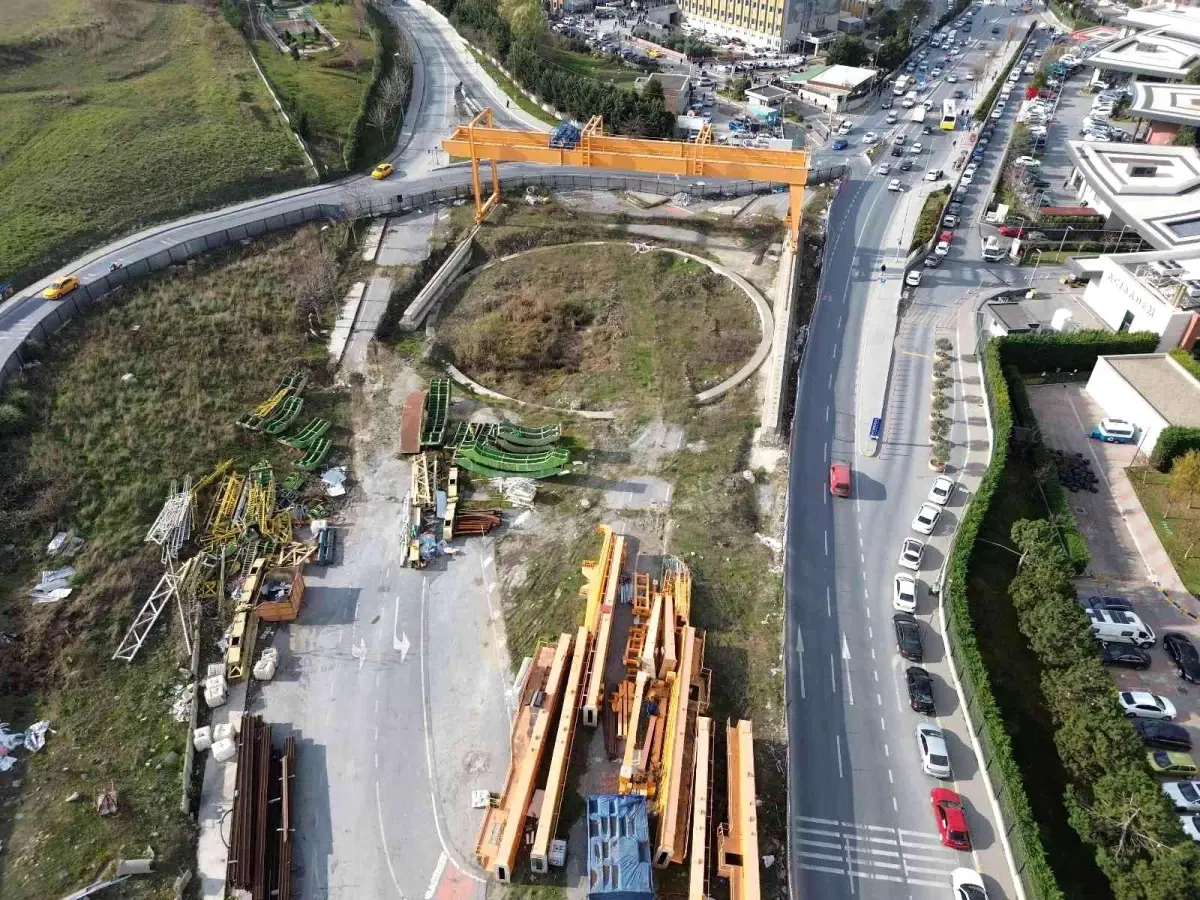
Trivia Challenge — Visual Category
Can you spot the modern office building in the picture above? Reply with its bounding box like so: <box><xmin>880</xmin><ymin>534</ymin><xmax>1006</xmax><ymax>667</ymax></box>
<box><xmin>677</xmin><ymin>0</ymin><xmax>838</xmax><ymax>52</ymax></box>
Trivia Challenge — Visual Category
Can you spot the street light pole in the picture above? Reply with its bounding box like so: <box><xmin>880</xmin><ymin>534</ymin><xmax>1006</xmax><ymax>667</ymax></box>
<box><xmin>1028</xmin><ymin>247</ymin><xmax>1044</xmax><ymax>287</ymax></box>
<box><xmin>1055</xmin><ymin>224</ymin><xmax>1074</xmax><ymax>260</ymax></box>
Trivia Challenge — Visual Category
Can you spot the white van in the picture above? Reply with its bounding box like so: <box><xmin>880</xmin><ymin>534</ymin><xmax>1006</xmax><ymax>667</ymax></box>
<box><xmin>1088</xmin><ymin>609</ymin><xmax>1156</xmax><ymax>648</ymax></box>
<box><xmin>982</xmin><ymin>236</ymin><xmax>1005</xmax><ymax>261</ymax></box>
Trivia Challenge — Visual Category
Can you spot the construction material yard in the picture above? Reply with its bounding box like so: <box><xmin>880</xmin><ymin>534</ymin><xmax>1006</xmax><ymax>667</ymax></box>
<box><xmin>0</xmin><ymin>0</ymin><xmax>309</xmax><ymax>285</ymax></box>
<box><xmin>0</xmin><ymin>226</ymin><xmax>350</xmax><ymax>899</ymax></box>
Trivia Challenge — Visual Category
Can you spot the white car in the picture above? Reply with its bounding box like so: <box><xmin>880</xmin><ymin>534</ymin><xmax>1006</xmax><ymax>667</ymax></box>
<box><xmin>1119</xmin><ymin>690</ymin><xmax>1177</xmax><ymax>720</ymax></box>
<box><xmin>928</xmin><ymin>475</ymin><xmax>955</xmax><ymax>505</ymax></box>
<box><xmin>952</xmin><ymin>868</ymin><xmax>988</xmax><ymax>900</ymax></box>
<box><xmin>966</xmin><ymin>72</ymin><xmax>975</xmax><ymax>81</ymax></box>
<box><xmin>1013</xmin><ymin>156</ymin><xmax>1040</xmax><ymax>167</ymax></box>
<box><xmin>910</xmin><ymin>142</ymin><xmax>923</xmax><ymax>154</ymax></box>
<box><xmin>924</xmin><ymin>169</ymin><xmax>940</xmax><ymax>182</ymax></box>
<box><xmin>894</xmin><ymin>573</ymin><xmax>918</xmax><ymax>613</ymax></box>
<box><xmin>964</xmin><ymin>164</ymin><xmax>978</xmax><ymax>177</ymax></box>
<box><xmin>905</xmin><ymin>269</ymin><xmax>922</xmax><ymax>287</ymax></box>
<box><xmin>961</xmin><ymin>171</ymin><xmax>974</xmax><ymax>184</ymax></box>
<box><xmin>931</xmin><ymin>67</ymin><xmax>943</xmax><ymax>77</ymax></box>
<box><xmin>899</xmin><ymin>537</ymin><xmax>925</xmax><ymax>570</ymax></box>
<box><xmin>991</xmin><ymin>107</ymin><xmax>1003</xmax><ymax>119</ymax></box>
<box><xmin>947</xmin><ymin>73</ymin><xmax>958</xmax><ymax>82</ymax></box>
<box><xmin>1164</xmin><ymin>781</ymin><xmax>1200</xmax><ymax>812</ymax></box>
<box><xmin>1183</xmin><ymin>815</ymin><xmax>1200</xmax><ymax>843</ymax></box>
<box><xmin>863</xmin><ymin>131</ymin><xmax>879</xmax><ymax>145</ymax></box>
<box><xmin>917</xmin><ymin>723</ymin><xmax>952</xmax><ymax>778</ymax></box>
<box><xmin>912</xmin><ymin>503</ymin><xmax>942</xmax><ymax>535</ymax></box>
<box><xmin>878</xmin><ymin>162</ymin><xmax>892</xmax><ymax>175</ymax></box>
<box><xmin>889</xmin><ymin>178</ymin><xmax>903</xmax><ymax>192</ymax></box>
<box><xmin>935</xmin><ymin>240</ymin><xmax>951</xmax><ymax>257</ymax></box>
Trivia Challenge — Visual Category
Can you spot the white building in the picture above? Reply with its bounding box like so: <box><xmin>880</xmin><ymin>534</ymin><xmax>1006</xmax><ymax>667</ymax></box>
<box><xmin>1087</xmin><ymin>25</ymin><xmax>1200</xmax><ymax>82</ymax></box>
<box><xmin>1085</xmin><ymin>353</ymin><xmax>1200</xmax><ymax>456</ymax></box>
<box><xmin>1079</xmin><ymin>255</ymin><xmax>1199</xmax><ymax>349</ymax></box>
<box><xmin>1129</xmin><ymin>81</ymin><xmax>1200</xmax><ymax>145</ymax></box>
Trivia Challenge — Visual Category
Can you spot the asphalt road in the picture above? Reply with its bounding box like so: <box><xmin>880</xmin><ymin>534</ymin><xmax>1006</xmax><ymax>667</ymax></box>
<box><xmin>784</xmin><ymin>5</ymin><xmax>1039</xmax><ymax>897</ymax></box>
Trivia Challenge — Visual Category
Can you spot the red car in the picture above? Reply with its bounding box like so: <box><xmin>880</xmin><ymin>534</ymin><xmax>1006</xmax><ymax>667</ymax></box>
<box><xmin>938</xmin><ymin>229</ymin><xmax>954</xmax><ymax>245</ymax></box>
<box><xmin>829</xmin><ymin>462</ymin><xmax>851</xmax><ymax>498</ymax></box>
<box><xmin>931</xmin><ymin>788</ymin><xmax>972</xmax><ymax>850</ymax></box>
<box><xmin>998</xmin><ymin>225</ymin><xmax>1025</xmax><ymax>237</ymax></box>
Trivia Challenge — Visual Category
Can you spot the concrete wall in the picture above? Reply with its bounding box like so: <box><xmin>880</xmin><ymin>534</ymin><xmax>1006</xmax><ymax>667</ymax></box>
<box><xmin>398</xmin><ymin>227</ymin><xmax>478</xmax><ymax>331</ymax></box>
<box><xmin>1085</xmin><ymin>355</ymin><xmax>1169</xmax><ymax>452</ymax></box>
<box><xmin>1081</xmin><ymin>258</ymin><xmax>1194</xmax><ymax>349</ymax></box>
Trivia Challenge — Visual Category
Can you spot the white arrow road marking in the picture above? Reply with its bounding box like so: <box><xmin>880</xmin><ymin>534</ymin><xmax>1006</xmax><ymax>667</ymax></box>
<box><xmin>353</xmin><ymin>637</ymin><xmax>368</xmax><ymax>671</ymax></box>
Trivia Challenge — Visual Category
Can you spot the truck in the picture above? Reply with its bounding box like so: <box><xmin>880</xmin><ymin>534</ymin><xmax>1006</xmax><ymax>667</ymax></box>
<box><xmin>911</xmin><ymin>106</ymin><xmax>927</xmax><ymax>123</ymax></box>
<box><xmin>893</xmin><ymin>74</ymin><xmax>912</xmax><ymax>96</ymax></box>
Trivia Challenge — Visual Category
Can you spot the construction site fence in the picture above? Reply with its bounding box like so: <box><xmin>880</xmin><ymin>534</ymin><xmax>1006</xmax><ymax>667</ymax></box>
<box><xmin>0</xmin><ymin>167</ymin><xmax>847</xmax><ymax>391</ymax></box>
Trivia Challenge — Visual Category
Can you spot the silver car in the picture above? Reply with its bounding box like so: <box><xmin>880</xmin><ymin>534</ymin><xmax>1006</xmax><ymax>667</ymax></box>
<box><xmin>917</xmin><ymin>723</ymin><xmax>952</xmax><ymax>778</ymax></box>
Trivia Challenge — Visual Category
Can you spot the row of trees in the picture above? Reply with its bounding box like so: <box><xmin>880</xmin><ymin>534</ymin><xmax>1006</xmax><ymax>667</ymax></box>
<box><xmin>1005</xmin><ymin>520</ymin><xmax>1200</xmax><ymax>899</ymax></box>
<box><xmin>432</xmin><ymin>0</ymin><xmax>675</xmax><ymax>137</ymax></box>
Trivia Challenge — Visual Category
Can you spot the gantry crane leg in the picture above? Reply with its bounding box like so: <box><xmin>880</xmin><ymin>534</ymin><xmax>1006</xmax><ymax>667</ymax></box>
<box><xmin>785</xmin><ymin>184</ymin><xmax>805</xmax><ymax>253</ymax></box>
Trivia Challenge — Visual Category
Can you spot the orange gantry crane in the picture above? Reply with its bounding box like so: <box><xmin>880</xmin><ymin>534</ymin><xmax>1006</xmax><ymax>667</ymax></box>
<box><xmin>442</xmin><ymin>110</ymin><xmax>812</xmax><ymax>249</ymax></box>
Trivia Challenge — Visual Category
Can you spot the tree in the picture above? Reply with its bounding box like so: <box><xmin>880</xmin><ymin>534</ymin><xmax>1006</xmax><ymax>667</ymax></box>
<box><xmin>827</xmin><ymin>35</ymin><xmax>869</xmax><ymax>67</ymax></box>
<box><xmin>1167</xmin><ymin>449</ymin><xmax>1200</xmax><ymax>514</ymax></box>
<box><xmin>1185</xmin><ymin>61</ymin><xmax>1200</xmax><ymax>85</ymax></box>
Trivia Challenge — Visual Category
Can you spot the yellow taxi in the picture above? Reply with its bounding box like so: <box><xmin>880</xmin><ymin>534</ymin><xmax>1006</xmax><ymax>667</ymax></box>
<box><xmin>43</xmin><ymin>275</ymin><xmax>80</xmax><ymax>300</ymax></box>
<box><xmin>371</xmin><ymin>162</ymin><xmax>395</xmax><ymax>180</ymax></box>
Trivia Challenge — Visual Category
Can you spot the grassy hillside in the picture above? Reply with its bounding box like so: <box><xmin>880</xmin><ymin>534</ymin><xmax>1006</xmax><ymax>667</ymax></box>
<box><xmin>0</xmin><ymin>0</ymin><xmax>309</xmax><ymax>287</ymax></box>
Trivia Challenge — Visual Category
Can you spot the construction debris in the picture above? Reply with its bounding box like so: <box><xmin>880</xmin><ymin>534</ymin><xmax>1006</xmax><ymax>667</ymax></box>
<box><xmin>30</xmin><ymin>567</ymin><xmax>74</xmax><ymax>603</ymax></box>
<box><xmin>193</xmin><ymin>726</ymin><xmax>213</xmax><ymax>752</ymax></box>
<box><xmin>46</xmin><ymin>531</ymin><xmax>84</xmax><ymax>558</ymax></box>
<box><xmin>96</xmin><ymin>783</ymin><xmax>119</xmax><ymax>817</ymax></box>
<box><xmin>320</xmin><ymin>467</ymin><xmax>347</xmax><ymax>497</ymax></box>
<box><xmin>169</xmin><ymin>683</ymin><xmax>196</xmax><ymax>723</ymax></box>
<box><xmin>490</xmin><ymin>477</ymin><xmax>537</xmax><ymax>507</ymax></box>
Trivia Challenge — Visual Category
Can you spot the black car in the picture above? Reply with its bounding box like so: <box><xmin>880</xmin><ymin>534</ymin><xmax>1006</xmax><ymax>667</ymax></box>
<box><xmin>1164</xmin><ymin>632</ymin><xmax>1200</xmax><ymax>683</ymax></box>
<box><xmin>882</xmin><ymin>98</ymin><xmax>893</xmax><ymax>109</ymax></box>
<box><xmin>1099</xmin><ymin>642</ymin><xmax>1151</xmax><ymax>670</ymax></box>
<box><xmin>907</xmin><ymin>666</ymin><xmax>935</xmax><ymax>714</ymax></box>
<box><xmin>899</xmin><ymin>158</ymin><xmax>914</xmax><ymax>171</ymax></box>
<box><xmin>894</xmin><ymin>613</ymin><xmax>924</xmax><ymax>661</ymax></box>
<box><xmin>1084</xmin><ymin>595</ymin><xmax>1135</xmax><ymax>613</ymax></box>
<box><xmin>946</xmin><ymin>202</ymin><xmax>963</xmax><ymax>217</ymax></box>
<box><xmin>1132</xmin><ymin>719</ymin><xmax>1193</xmax><ymax>752</ymax></box>
<box><xmin>892</xmin><ymin>145</ymin><xmax>904</xmax><ymax>157</ymax></box>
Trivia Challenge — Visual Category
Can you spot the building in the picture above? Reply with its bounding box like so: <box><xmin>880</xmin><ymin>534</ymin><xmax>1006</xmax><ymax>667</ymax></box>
<box><xmin>676</xmin><ymin>0</ymin><xmax>838</xmax><ymax>53</ymax></box>
<box><xmin>1128</xmin><ymin>81</ymin><xmax>1200</xmax><ymax>145</ymax></box>
<box><xmin>1112</xmin><ymin>2</ymin><xmax>1200</xmax><ymax>39</ymax></box>
<box><xmin>1085</xmin><ymin>352</ymin><xmax>1200</xmax><ymax>455</ymax></box>
<box><xmin>984</xmin><ymin>296</ymin><xmax>1109</xmax><ymax>337</ymax></box>
<box><xmin>1086</xmin><ymin>25</ymin><xmax>1200</xmax><ymax>83</ymax></box>
<box><xmin>586</xmin><ymin>795</ymin><xmax>654</xmax><ymax>900</ymax></box>
<box><xmin>782</xmin><ymin>63</ymin><xmax>876</xmax><ymax>111</ymax></box>
<box><xmin>634</xmin><ymin>73</ymin><xmax>692</xmax><ymax>114</ymax></box>
<box><xmin>745</xmin><ymin>83</ymin><xmax>793</xmax><ymax>111</ymax></box>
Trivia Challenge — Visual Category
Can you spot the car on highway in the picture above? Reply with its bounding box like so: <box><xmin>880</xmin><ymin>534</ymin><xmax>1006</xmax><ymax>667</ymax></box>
<box><xmin>887</xmin><ymin>112</ymin><xmax>899</xmax><ymax>124</ymax></box>
<box><xmin>894</xmin><ymin>613</ymin><xmax>924</xmax><ymax>661</ymax></box>
<box><xmin>832</xmin><ymin>138</ymin><xmax>849</xmax><ymax>150</ymax></box>
<box><xmin>917</xmin><ymin>723</ymin><xmax>951</xmax><ymax>778</ymax></box>
<box><xmin>889</xmin><ymin>179</ymin><xmax>904</xmax><ymax>192</ymax></box>
<box><xmin>1164</xmin><ymin>632</ymin><xmax>1200</xmax><ymax>683</ymax></box>
<box><xmin>907</xmin><ymin>666</ymin><xmax>936</xmax><ymax>714</ymax></box>
<box><xmin>899</xmin><ymin>157</ymin><xmax>914</xmax><ymax>171</ymax></box>
<box><xmin>894</xmin><ymin>574</ymin><xmax>918</xmax><ymax>613</ymax></box>
<box><xmin>929</xmin><ymin>475</ymin><xmax>955</xmax><ymax>505</ymax></box>
<box><xmin>892</xmin><ymin>145</ymin><xmax>905</xmax><ymax>157</ymax></box>
<box><xmin>1164</xmin><ymin>781</ymin><xmax>1200</xmax><ymax>813</ymax></box>
<box><xmin>1099</xmin><ymin>642</ymin><xmax>1152</xmax><ymax>670</ymax></box>
<box><xmin>829</xmin><ymin>461</ymin><xmax>851</xmax><ymax>497</ymax></box>
<box><xmin>905</xmin><ymin>269</ymin><xmax>923</xmax><ymax>287</ymax></box>
<box><xmin>1182</xmin><ymin>814</ymin><xmax>1200</xmax><ymax>843</ymax></box>
<box><xmin>894</xmin><ymin>134</ymin><xmax>907</xmax><ymax>145</ymax></box>
<box><xmin>924</xmin><ymin>169</ymin><xmax>943</xmax><ymax>181</ymax></box>
<box><xmin>1135</xmin><ymin>720</ymin><xmax>1192</xmax><ymax>752</ymax></box>
<box><xmin>931</xmin><ymin>788</ymin><xmax>972</xmax><ymax>850</ymax></box>
<box><xmin>877</xmin><ymin>163</ymin><xmax>892</xmax><ymax>175</ymax></box>
<box><xmin>931</xmin><ymin>67</ymin><xmax>943</xmax><ymax>77</ymax></box>
<box><xmin>947</xmin><ymin>73</ymin><xmax>958</xmax><ymax>82</ymax></box>
<box><xmin>952</xmin><ymin>868</ymin><xmax>988</xmax><ymax>900</ymax></box>
<box><xmin>1119</xmin><ymin>690</ymin><xmax>1177</xmax><ymax>720</ymax></box>
<box><xmin>899</xmin><ymin>537</ymin><xmax>925</xmax><ymax>569</ymax></box>
<box><xmin>371</xmin><ymin>162</ymin><xmax>395</xmax><ymax>180</ymax></box>
<box><xmin>1082</xmin><ymin>595</ymin><xmax>1134</xmax><ymax>612</ymax></box>
<box><xmin>42</xmin><ymin>276</ymin><xmax>80</xmax><ymax>300</ymax></box>
<box><xmin>863</xmin><ymin>131</ymin><xmax>879</xmax><ymax>145</ymax></box>
<box><xmin>1149</xmin><ymin>751</ymin><xmax>1199</xmax><ymax>777</ymax></box>
<box><xmin>910</xmin><ymin>142</ymin><xmax>923</xmax><ymax>155</ymax></box>
<box><xmin>912</xmin><ymin>503</ymin><xmax>942</xmax><ymax>534</ymax></box>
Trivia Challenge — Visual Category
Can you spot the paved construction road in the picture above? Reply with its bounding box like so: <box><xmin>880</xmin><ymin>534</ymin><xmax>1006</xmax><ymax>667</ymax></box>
<box><xmin>785</xmin><ymin>4</ymin><xmax>1040</xmax><ymax>898</ymax></box>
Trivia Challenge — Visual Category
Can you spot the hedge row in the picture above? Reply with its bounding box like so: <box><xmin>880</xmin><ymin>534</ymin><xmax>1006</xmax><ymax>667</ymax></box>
<box><xmin>1002</xmin><ymin>365</ymin><xmax>1089</xmax><ymax>570</ymax></box>
<box><xmin>1008</xmin><ymin>521</ymin><xmax>1200</xmax><ymax>899</ymax></box>
<box><xmin>1152</xmin><ymin>425</ymin><xmax>1200</xmax><ymax>473</ymax></box>
<box><xmin>944</xmin><ymin>340</ymin><xmax>1066</xmax><ymax>900</ymax></box>
<box><xmin>999</xmin><ymin>329</ymin><xmax>1159</xmax><ymax>374</ymax></box>
<box><xmin>1170</xmin><ymin>347</ymin><xmax>1200</xmax><ymax>384</ymax></box>
<box><xmin>974</xmin><ymin>27</ymin><xmax>1032</xmax><ymax>122</ymax></box>
<box><xmin>910</xmin><ymin>186</ymin><xmax>951</xmax><ymax>251</ymax></box>
<box><xmin>342</xmin><ymin>4</ymin><xmax>392</xmax><ymax>171</ymax></box>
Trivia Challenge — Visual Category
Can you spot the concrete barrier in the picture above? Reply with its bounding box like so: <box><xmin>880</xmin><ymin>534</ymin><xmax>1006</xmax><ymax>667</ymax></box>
<box><xmin>398</xmin><ymin>226</ymin><xmax>478</xmax><ymax>331</ymax></box>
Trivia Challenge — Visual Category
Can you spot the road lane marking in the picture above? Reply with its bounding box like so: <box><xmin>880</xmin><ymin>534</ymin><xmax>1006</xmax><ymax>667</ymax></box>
<box><xmin>424</xmin><ymin>852</ymin><xmax>449</xmax><ymax>900</ymax></box>
<box><xmin>825</xmin><ymin>530</ymin><xmax>829</xmax><ymax>556</ymax></box>
<box><xmin>888</xmin><ymin>768</ymin><xmax>894</xmax><ymax>784</ymax></box>
<box><xmin>830</xmin><ymin>653</ymin><xmax>837</xmax><ymax>694</ymax></box>
<box><xmin>827</xmin><ymin>585</ymin><xmax>832</xmax><ymax>617</ymax></box>
<box><xmin>836</xmin><ymin>734</ymin><xmax>844</xmax><ymax>779</ymax></box>
<box><xmin>798</xmin><ymin>815</ymin><xmax>842</xmax><ymax>826</ymax></box>
<box><xmin>796</xmin><ymin>627</ymin><xmax>807</xmax><ymax>700</ymax></box>
<box><xmin>375</xmin><ymin>781</ymin><xmax>408</xmax><ymax>899</ymax></box>
<box><xmin>826</xmin><ymin>404</ymin><xmax>830</xmax><ymax>423</ymax></box>
<box><xmin>883</xmin><ymin>743</ymin><xmax>889</xmax><ymax>757</ymax></box>
<box><xmin>893</xmin><ymin>797</ymin><xmax>899</xmax><ymax>811</ymax></box>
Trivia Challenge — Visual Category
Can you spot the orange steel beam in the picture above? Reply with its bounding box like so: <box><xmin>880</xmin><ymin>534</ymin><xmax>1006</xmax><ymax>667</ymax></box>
<box><xmin>717</xmin><ymin>720</ymin><xmax>760</xmax><ymax>900</ymax></box>
<box><xmin>583</xmin><ymin>533</ymin><xmax>625</xmax><ymax>726</ymax></box>
<box><xmin>442</xmin><ymin>113</ymin><xmax>809</xmax><ymax>248</ymax></box>
<box><xmin>688</xmin><ymin>715</ymin><xmax>713</xmax><ymax>900</ymax></box>
<box><xmin>530</xmin><ymin>625</ymin><xmax>590</xmax><ymax>874</ymax></box>
<box><xmin>579</xmin><ymin>524</ymin><xmax>615</xmax><ymax>636</ymax></box>
<box><xmin>655</xmin><ymin>624</ymin><xmax>696</xmax><ymax>866</ymax></box>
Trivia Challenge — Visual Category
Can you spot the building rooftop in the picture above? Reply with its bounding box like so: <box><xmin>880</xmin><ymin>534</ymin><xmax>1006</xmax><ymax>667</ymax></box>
<box><xmin>1104</xmin><ymin>353</ymin><xmax>1200</xmax><ymax>428</ymax></box>
<box><xmin>1113</xmin><ymin>2</ymin><xmax>1200</xmax><ymax>40</ymax></box>
<box><xmin>810</xmin><ymin>64</ymin><xmax>876</xmax><ymax>91</ymax></box>
<box><xmin>1130</xmin><ymin>82</ymin><xmax>1200</xmax><ymax>127</ymax></box>
<box><xmin>1066</xmin><ymin>141</ymin><xmax>1200</xmax><ymax>251</ymax></box>
<box><xmin>1086</xmin><ymin>26</ymin><xmax>1200</xmax><ymax>79</ymax></box>
<box><xmin>746</xmin><ymin>83</ymin><xmax>792</xmax><ymax>101</ymax></box>
<box><xmin>649</xmin><ymin>73</ymin><xmax>691</xmax><ymax>93</ymax></box>
<box><xmin>988</xmin><ymin>292</ymin><xmax>1111</xmax><ymax>333</ymax></box>
<box><xmin>783</xmin><ymin>65</ymin><xmax>830</xmax><ymax>85</ymax></box>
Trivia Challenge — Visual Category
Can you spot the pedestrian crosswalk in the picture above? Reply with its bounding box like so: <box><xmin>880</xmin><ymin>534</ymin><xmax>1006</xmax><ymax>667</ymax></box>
<box><xmin>792</xmin><ymin>816</ymin><xmax>966</xmax><ymax>891</ymax></box>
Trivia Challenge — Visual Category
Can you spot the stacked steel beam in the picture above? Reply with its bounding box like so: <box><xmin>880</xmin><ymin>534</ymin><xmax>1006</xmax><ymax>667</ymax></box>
<box><xmin>228</xmin><ymin>716</ymin><xmax>294</xmax><ymax>900</ymax></box>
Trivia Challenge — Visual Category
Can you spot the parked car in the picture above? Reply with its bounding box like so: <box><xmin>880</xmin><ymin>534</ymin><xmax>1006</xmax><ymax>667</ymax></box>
<box><xmin>1099</xmin><ymin>642</ymin><xmax>1152</xmax><ymax>670</ymax></box>
<box><xmin>907</xmin><ymin>666</ymin><xmax>936</xmax><ymax>714</ymax></box>
<box><xmin>931</xmin><ymin>788</ymin><xmax>972</xmax><ymax>850</ymax></box>
<box><xmin>894</xmin><ymin>613</ymin><xmax>924</xmax><ymax>661</ymax></box>
<box><xmin>952</xmin><ymin>868</ymin><xmax>988</xmax><ymax>900</ymax></box>
<box><xmin>912</xmin><ymin>503</ymin><xmax>942</xmax><ymax>534</ymax></box>
<box><xmin>1164</xmin><ymin>632</ymin><xmax>1200</xmax><ymax>683</ymax></box>
<box><xmin>1149</xmin><ymin>751</ymin><xmax>1198</xmax><ymax>776</ymax></box>
<box><xmin>1134</xmin><ymin>720</ymin><xmax>1192</xmax><ymax>752</ymax></box>
<box><xmin>917</xmin><ymin>723</ymin><xmax>952</xmax><ymax>778</ymax></box>
<box><xmin>943</xmin><ymin>213</ymin><xmax>960</xmax><ymax>228</ymax></box>
<box><xmin>1182</xmin><ymin>814</ymin><xmax>1200</xmax><ymax>843</ymax></box>
<box><xmin>1083</xmin><ymin>595</ymin><xmax>1134</xmax><ymax>612</ymax></box>
<box><xmin>1119</xmin><ymin>691</ymin><xmax>1177</xmax><ymax>720</ymax></box>
<box><xmin>924</xmin><ymin>254</ymin><xmax>943</xmax><ymax>268</ymax></box>
<box><xmin>905</xmin><ymin>270</ymin><xmax>923</xmax><ymax>288</ymax></box>
<box><xmin>1163</xmin><ymin>781</ymin><xmax>1200</xmax><ymax>813</ymax></box>
<box><xmin>894</xmin><ymin>574</ymin><xmax>918</xmax><ymax>613</ymax></box>
<box><xmin>928</xmin><ymin>476</ymin><xmax>955</xmax><ymax>505</ymax></box>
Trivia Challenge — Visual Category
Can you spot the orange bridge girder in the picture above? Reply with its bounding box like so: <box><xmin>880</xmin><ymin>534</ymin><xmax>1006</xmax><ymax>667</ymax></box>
<box><xmin>443</xmin><ymin>110</ymin><xmax>810</xmax><ymax>249</ymax></box>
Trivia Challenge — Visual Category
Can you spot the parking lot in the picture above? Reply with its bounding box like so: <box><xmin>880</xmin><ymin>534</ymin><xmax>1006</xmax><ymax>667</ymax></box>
<box><xmin>1028</xmin><ymin>383</ymin><xmax>1200</xmax><ymax>782</ymax></box>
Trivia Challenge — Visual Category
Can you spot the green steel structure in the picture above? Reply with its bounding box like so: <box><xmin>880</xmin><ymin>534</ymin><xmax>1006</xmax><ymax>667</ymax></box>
<box><xmin>420</xmin><ymin>379</ymin><xmax>451</xmax><ymax>448</ymax></box>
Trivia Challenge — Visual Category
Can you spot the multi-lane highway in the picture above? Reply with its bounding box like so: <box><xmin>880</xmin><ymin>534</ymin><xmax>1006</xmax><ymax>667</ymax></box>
<box><xmin>785</xmin><ymin>5</ymin><xmax>1036</xmax><ymax>897</ymax></box>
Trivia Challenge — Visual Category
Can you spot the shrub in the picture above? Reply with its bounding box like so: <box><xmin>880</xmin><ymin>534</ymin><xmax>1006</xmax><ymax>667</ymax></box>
<box><xmin>0</xmin><ymin>403</ymin><xmax>28</xmax><ymax>437</ymax></box>
<box><xmin>1169</xmin><ymin>347</ymin><xmax>1200</xmax><ymax>384</ymax></box>
<box><xmin>999</xmin><ymin>330</ymin><xmax>1159</xmax><ymax>374</ymax></box>
<box><xmin>1151</xmin><ymin>425</ymin><xmax>1200</xmax><ymax>472</ymax></box>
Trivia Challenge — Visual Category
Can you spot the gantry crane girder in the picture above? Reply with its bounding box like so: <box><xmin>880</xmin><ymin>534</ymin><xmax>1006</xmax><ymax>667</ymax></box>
<box><xmin>442</xmin><ymin>110</ymin><xmax>811</xmax><ymax>249</ymax></box>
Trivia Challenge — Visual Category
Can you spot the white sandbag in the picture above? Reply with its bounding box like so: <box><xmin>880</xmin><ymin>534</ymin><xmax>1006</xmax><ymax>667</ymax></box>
<box><xmin>211</xmin><ymin>737</ymin><xmax>236</xmax><ymax>763</ymax></box>
<box><xmin>212</xmin><ymin>722</ymin><xmax>235</xmax><ymax>743</ymax></box>
<box><xmin>203</xmin><ymin>675</ymin><xmax>228</xmax><ymax>709</ymax></box>
<box><xmin>228</xmin><ymin>710</ymin><xmax>243</xmax><ymax>735</ymax></box>
<box><xmin>193</xmin><ymin>726</ymin><xmax>213</xmax><ymax>752</ymax></box>
<box><xmin>253</xmin><ymin>648</ymin><xmax>279</xmax><ymax>681</ymax></box>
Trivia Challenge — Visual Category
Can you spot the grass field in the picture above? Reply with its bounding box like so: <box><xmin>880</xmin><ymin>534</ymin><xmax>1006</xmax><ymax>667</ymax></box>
<box><xmin>547</xmin><ymin>46</ymin><xmax>641</xmax><ymax>88</ymax></box>
<box><xmin>967</xmin><ymin>457</ymin><xmax>1115</xmax><ymax>900</ymax></box>
<box><xmin>439</xmin><ymin>244</ymin><xmax>759</xmax><ymax>414</ymax></box>
<box><xmin>0</xmin><ymin>0</ymin><xmax>309</xmax><ymax>287</ymax></box>
<box><xmin>0</xmin><ymin>226</ymin><xmax>349</xmax><ymax>900</ymax></box>
<box><xmin>1128</xmin><ymin>467</ymin><xmax>1200</xmax><ymax>594</ymax></box>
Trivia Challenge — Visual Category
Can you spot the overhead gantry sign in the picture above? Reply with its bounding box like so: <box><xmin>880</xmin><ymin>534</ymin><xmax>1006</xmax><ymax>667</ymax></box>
<box><xmin>442</xmin><ymin>110</ymin><xmax>812</xmax><ymax>249</ymax></box>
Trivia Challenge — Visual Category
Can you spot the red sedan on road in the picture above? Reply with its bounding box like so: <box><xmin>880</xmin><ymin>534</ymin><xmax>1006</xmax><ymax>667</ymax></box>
<box><xmin>998</xmin><ymin>225</ymin><xmax>1025</xmax><ymax>237</ymax></box>
<box><xmin>932</xmin><ymin>788</ymin><xmax>972</xmax><ymax>851</ymax></box>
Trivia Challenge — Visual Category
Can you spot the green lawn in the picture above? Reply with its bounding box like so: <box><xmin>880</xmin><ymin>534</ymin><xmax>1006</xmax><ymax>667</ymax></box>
<box><xmin>1128</xmin><ymin>467</ymin><xmax>1200</xmax><ymax>594</ymax></box>
<box><xmin>255</xmin><ymin>1</ymin><xmax>378</xmax><ymax>173</ymax></box>
<box><xmin>966</xmin><ymin>457</ymin><xmax>1115</xmax><ymax>900</ymax></box>
<box><xmin>0</xmin><ymin>0</ymin><xmax>308</xmax><ymax>287</ymax></box>
<box><xmin>0</xmin><ymin>226</ymin><xmax>349</xmax><ymax>900</ymax></box>
<box><xmin>547</xmin><ymin>46</ymin><xmax>642</xmax><ymax>88</ymax></box>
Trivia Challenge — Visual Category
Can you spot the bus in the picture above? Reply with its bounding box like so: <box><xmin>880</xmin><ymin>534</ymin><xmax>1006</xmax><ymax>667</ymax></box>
<box><xmin>941</xmin><ymin>99</ymin><xmax>957</xmax><ymax>130</ymax></box>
